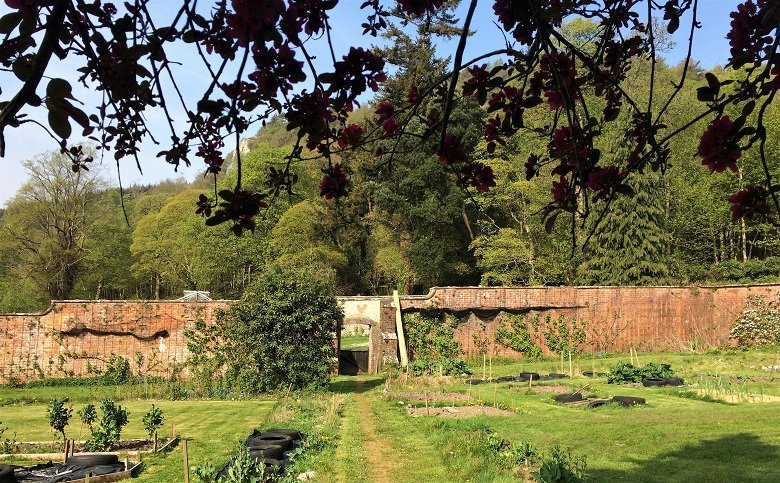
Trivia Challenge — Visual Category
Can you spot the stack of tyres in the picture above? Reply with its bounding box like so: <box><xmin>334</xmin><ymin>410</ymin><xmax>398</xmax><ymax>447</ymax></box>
<box><xmin>238</xmin><ymin>428</ymin><xmax>305</xmax><ymax>477</ymax></box>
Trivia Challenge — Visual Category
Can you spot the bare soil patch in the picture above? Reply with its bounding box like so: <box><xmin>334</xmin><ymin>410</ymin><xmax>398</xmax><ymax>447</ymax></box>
<box><xmin>406</xmin><ymin>405</ymin><xmax>515</xmax><ymax>417</ymax></box>
<box><xmin>526</xmin><ymin>384</ymin><xmax>574</xmax><ymax>394</ymax></box>
<box><xmin>393</xmin><ymin>391</ymin><xmax>470</xmax><ymax>401</ymax></box>
<box><xmin>694</xmin><ymin>389</ymin><xmax>780</xmax><ymax>403</ymax></box>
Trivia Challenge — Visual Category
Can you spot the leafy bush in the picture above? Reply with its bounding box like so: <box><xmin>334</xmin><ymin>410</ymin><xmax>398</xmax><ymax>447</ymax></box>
<box><xmin>142</xmin><ymin>404</ymin><xmax>164</xmax><ymax>448</ymax></box>
<box><xmin>46</xmin><ymin>398</ymin><xmax>72</xmax><ymax>444</ymax></box>
<box><xmin>496</xmin><ymin>314</ymin><xmax>588</xmax><ymax>357</ymax></box>
<box><xmin>78</xmin><ymin>403</ymin><xmax>97</xmax><ymax>431</ymax></box>
<box><xmin>607</xmin><ymin>362</ymin><xmax>675</xmax><ymax>384</ymax></box>
<box><xmin>405</xmin><ymin>313</ymin><xmax>470</xmax><ymax>376</ymax></box>
<box><xmin>194</xmin><ymin>445</ymin><xmax>273</xmax><ymax>482</ymax></box>
<box><xmin>730</xmin><ymin>294</ymin><xmax>780</xmax><ymax>347</ymax></box>
<box><xmin>102</xmin><ymin>355</ymin><xmax>131</xmax><ymax>385</ymax></box>
<box><xmin>533</xmin><ymin>446</ymin><xmax>587</xmax><ymax>483</ymax></box>
<box><xmin>186</xmin><ymin>266</ymin><xmax>342</xmax><ymax>394</ymax></box>
<box><xmin>85</xmin><ymin>399</ymin><xmax>129</xmax><ymax>451</ymax></box>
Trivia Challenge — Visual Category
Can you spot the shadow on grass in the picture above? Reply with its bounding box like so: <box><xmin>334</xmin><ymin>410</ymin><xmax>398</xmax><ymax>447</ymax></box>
<box><xmin>590</xmin><ymin>433</ymin><xmax>780</xmax><ymax>483</ymax></box>
<box><xmin>329</xmin><ymin>377</ymin><xmax>384</xmax><ymax>395</ymax></box>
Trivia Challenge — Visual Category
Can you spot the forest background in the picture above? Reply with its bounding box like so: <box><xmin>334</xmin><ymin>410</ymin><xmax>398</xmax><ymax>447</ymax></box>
<box><xmin>1</xmin><ymin>17</ymin><xmax>778</xmax><ymax>313</ymax></box>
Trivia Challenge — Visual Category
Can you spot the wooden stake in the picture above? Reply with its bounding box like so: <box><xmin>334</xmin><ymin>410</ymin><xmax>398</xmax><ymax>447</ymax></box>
<box><xmin>171</xmin><ymin>423</ymin><xmax>176</xmax><ymax>440</ymax></box>
<box><xmin>63</xmin><ymin>439</ymin><xmax>69</xmax><ymax>463</ymax></box>
<box><xmin>633</xmin><ymin>347</ymin><xmax>640</xmax><ymax>366</ymax></box>
<box><xmin>568</xmin><ymin>350</ymin><xmax>573</xmax><ymax>378</ymax></box>
<box><xmin>154</xmin><ymin>431</ymin><xmax>158</xmax><ymax>452</ymax></box>
<box><xmin>482</xmin><ymin>353</ymin><xmax>486</xmax><ymax>379</ymax></box>
<box><xmin>489</xmin><ymin>353</ymin><xmax>493</xmax><ymax>380</ymax></box>
<box><xmin>125</xmin><ymin>455</ymin><xmax>129</xmax><ymax>471</ymax></box>
<box><xmin>560</xmin><ymin>352</ymin><xmax>564</xmax><ymax>373</ymax></box>
<box><xmin>493</xmin><ymin>383</ymin><xmax>497</xmax><ymax>408</ymax></box>
<box><xmin>425</xmin><ymin>391</ymin><xmax>430</xmax><ymax>416</ymax></box>
<box><xmin>182</xmin><ymin>439</ymin><xmax>190</xmax><ymax>483</ymax></box>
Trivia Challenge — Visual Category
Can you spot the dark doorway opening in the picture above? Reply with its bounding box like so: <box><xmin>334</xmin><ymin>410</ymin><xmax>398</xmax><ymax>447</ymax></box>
<box><xmin>339</xmin><ymin>350</ymin><xmax>369</xmax><ymax>375</ymax></box>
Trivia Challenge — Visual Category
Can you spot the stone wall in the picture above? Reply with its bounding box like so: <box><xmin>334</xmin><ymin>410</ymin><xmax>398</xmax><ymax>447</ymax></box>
<box><xmin>1</xmin><ymin>284</ymin><xmax>776</xmax><ymax>383</ymax></box>
<box><xmin>401</xmin><ymin>285</ymin><xmax>780</xmax><ymax>357</ymax></box>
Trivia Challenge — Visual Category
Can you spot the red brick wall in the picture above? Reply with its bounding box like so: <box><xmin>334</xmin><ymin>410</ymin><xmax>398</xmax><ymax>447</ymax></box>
<box><xmin>1</xmin><ymin>285</ymin><xmax>777</xmax><ymax>383</ymax></box>
<box><xmin>0</xmin><ymin>300</ymin><xmax>229</xmax><ymax>384</ymax></box>
<box><xmin>400</xmin><ymin>285</ymin><xmax>780</xmax><ymax>357</ymax></box>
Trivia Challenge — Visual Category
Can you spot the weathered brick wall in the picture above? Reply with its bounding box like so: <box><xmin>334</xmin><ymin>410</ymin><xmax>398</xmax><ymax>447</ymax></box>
<box><xmin>400</xmin><ymin>285</ymin><xmax>780</xmax><ymax>357</ymax></box>
<box><xmin>0</xmin><ymin>300</ymin><xmax>229</xmax><ymax>384</ymax></box>
<box><xmin>2</xmin><ymin>285</ymin><xmax>777</xmax><ymax>383</ymax></box>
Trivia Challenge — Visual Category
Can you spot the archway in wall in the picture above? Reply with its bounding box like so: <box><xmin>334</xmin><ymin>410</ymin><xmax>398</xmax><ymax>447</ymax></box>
<box><xmin>339</xmin><ymin>319</ymin><xmax>372</xmax><ymax>375</ymax></box>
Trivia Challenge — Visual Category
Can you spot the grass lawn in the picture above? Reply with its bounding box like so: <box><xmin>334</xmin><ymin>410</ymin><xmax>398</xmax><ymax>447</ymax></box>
<box><xmin>2</xmin><ymin>349</ymin><xmax>780</xmax><ymax>482</ymax></box>
<box><xmin>340</xmin><ymin>335</ymin><xmax>370</xmax><ymax>350</ymax></box>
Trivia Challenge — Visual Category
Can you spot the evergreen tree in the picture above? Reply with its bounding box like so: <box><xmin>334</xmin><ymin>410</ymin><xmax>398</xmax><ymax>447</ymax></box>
<box><xmin>580</xmin><ymin>169</ymin><xmax>670</xmax><ymax>285</ymax></box>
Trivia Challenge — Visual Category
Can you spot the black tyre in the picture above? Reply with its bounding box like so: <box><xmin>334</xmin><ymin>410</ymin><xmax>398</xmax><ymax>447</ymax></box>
<box><xmin>518</xmin><ymin>372</ymin><xmax>540</xmax><ymax>381</ymax></box>
<box><xmin>611</xmin><ymin>396</ymin><xmax>646</xmax><ymax>407</ymax></box>
<box><xmin>555</xmin><ymin>393</ymin><xmax>583</xmax><ymax>403</ymax></box>
<box><xmin>264</xmin><ymin>429</ymin><xmax>303</xmax><ymax>440</ymax></box>
<box><xmin>0</xmin><ymin>464</ymin><xmax>14</xmax><ymax>483</ymax></box>
<box><xmin>249</xmin><ymin>445</ymin><xmax>284</xmax><ymax>460</ymax></box>
<box><xmin>67</xmin><ymin>453</ymin><xmax>120</xmax><ymax>466</ymax></box>
<box><xmin>548</xmin><ymin>373</ymin><xmax>569</xmax><ymax>379</ymax></box>
<box><xmin>582</xmin><ymin>371</ymin><xmax>595</xmax><ymax>377</ymax></box>
<box><xmin>466</xmin><ymin>378</ymin><xmax>483</xmax><ymax>385</ymax></box>
<box><xmin>496</xmin><ymin>376</ymin><xmax>514</xmax><ymax>383</ymax></box>
<box><xmin>664</xmin><ymin>377</ymin><xmax>684</xmax><ymax>387</ymax></box>
<box><xmin>248</xmin><ymin>434</ymin><xmax>294</xmax><ymax>451</ymax></box>
<box><xmin>585</xmin><ymin>399</ymin><xmax>611</xmax><ymax>408</ymax></box>
<box><xmin>642</xmin><ymin>377</ymin><xmax>667</xmax><ymax>387</ymax></box>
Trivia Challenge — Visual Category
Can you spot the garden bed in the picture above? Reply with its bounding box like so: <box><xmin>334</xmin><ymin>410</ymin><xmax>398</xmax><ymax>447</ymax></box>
<box><xmin>406</xmin><ymin>406</ymin><xmax>514</xmax><ymax>417</ymax></box>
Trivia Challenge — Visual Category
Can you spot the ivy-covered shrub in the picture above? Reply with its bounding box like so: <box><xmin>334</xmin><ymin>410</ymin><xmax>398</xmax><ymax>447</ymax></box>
<box><xmin>606</xmin><ymin>362</ymin><xmax>676</xmax><ymax>384</ymax></box>
<box><xmin>405</xmin><ymin>313</ymin><xmax>471</xmax><ymax>376</ymax></box>
<box><xmin>101</xmin><ymin>355</ymin><xmax>131</xmax><ymax>385</ymax></box>
<box><xmin>730</xmin><ymin>294</ymin><xmax>780</xmax><ymax>347</ymax></box>
<box><xmin>495</xmin><ymin>314</ymin><xmax>543</xmax><ymax>359</ymax></box>
<box><xmin>186</xmin><ymin>267</ymin><xmax>342</xmax><ymax>394</ymax></box>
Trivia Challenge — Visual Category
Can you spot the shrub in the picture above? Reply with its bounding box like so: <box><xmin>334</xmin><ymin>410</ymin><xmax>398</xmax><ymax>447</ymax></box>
<box><xmin>78</xmin><ymin>403</ymin><xmax>97</xmax><ymax>431</ymax></box>
<box><xmin>533</xmin><ymin>446</ymin><xmax>587</xmax><ymax>483</ymax></box>
<box><xmin>607</xmin><ymin>362</ymin><xmax>675</xmax><ymax>384</ymax></box>
<box><xmin>730</xmin><ymin>294</ymin><xmax>780</xmax><ymax>347</ymax></box>
<box><xmin>102</xmin><ymin>355</ymin><xmax>131</xmax><ymax>385</ymax></box>
<box><xmin>142</xmin><ymin>404</ymin><xmax>164</xmax><ymax>449</ymax></box>
<box><xmin>495</xmin><ymin>314</ymin><xmax>588</xmax><ymax>357</ymax></box>
<box><xmin>405</xmin><ymin>313</ymin><xmax>470</xmax><ymax>376</ymax></box>
<box><xmin>495</xmin><ymin>314</ymin><xmax>543</xmax><ymax>359</ymax></box>
<box><xmin>186</xmin><ymin>266</ymin><xmax>342</xmax><ymax>394</ymax></box>
<box><xmin>46</xmin><ymin>398</ymin><xmax>72</xmax><ymax>445</ymax></box>
<box><xmin>86</xmin><ymin>399</ymin><xmax>129</xmax><ymax>451</ymax></box>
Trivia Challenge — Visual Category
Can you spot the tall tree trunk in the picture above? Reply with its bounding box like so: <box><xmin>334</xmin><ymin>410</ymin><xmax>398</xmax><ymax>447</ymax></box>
<box><xmin>95</xmin><ymin>280</ymin><xmax>102</xmax><ymax>300</ymax></box>
<box><xmin>154</xmin><ymin>275</ymin><xmax>160</xmax><ymax>300</ymax></box>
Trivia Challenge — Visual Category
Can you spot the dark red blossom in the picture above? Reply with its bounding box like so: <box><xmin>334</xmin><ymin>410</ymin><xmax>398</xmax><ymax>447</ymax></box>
<box><xmin>375</xmin><ymin>101</ymin><xmax>395</xmax><ymax>121</ymax></box>
<box><xmin>438</xmin><ymin>134</ymin><xmax>467</xmax><ymax>165</ymax></box>
<box><xmin>586</xmin><ymin>166</ymin><xmax>622</xmax><ymax>199</ymax></box>
<box><xmin>729</xmin><ymin>185</ymin><xmax>772</xmax><ymax>219</ymax></box>
<box><xmin>697</xmin><ymin>116</ymin><xmax>741</xmax><ymax>173</ymax></box>
<box><xmin>397</xmin><ymin>0</ymin><xmax>445</xmax><ymax>16</ymax></box>
<box><xmin>4</xmin><ymin>0</ymin><xmax>42</xmax><ymax>16</ymax></box>
<box><xmin>337</xmin><ymin>123</ymin><xmax>364</xmax><ymax>149</ymax></box>
<box><xmin>326</xmin><ymin>47</ymin><xmax>386</xmax><ymax>109</ymax></box>
<box><xmin>493</xmin><ymin>0</ymin><xmax>572</xmax><ymax>45</ymax></box>
<box><xmin>551</xmin><ymin>176</ymin><xmax>571</xmax><ymax>206</ymax></box>
<box><xmin>320</xmin><ymin>163</ymin><xmax>348</xmax><ymax>199</ymax></box>
<box><xmin>463</xmin><ymin>64</ymin><xmax>492</xmax><ymax>104</ymax></box>
<box><xmin>285</xmin><ymin>89</ymin><xmax>335</xmax><ymax>148</ymax></box>
<box><xmin>549</xmin><ymin>126</ymin><xmax>590</xmax><ymax>175</ymax></box>
<box><xmin>532</xmin><ymin>50</ymin><xmax>579</xmax><ymax>110</ymax></box>
<box><xmin>407</xmin><ymin>85</ymin><xmax>422</xmax><ymax>105</ymax></box>
<box><xmin>281</xmin><ymin>0</ymin><xmax>337</xmax><ymax>40</ymax></box>
<box><xmin>461</xmin><ymin>162</ymin><xmax>496</xmax><ymax>192</ymax></box>
<box><xmin>727</xmin><ymin>0</ymin><xmax>774</xmax><ymax>67</ymax></box>
<box><xmin>382</xmin><ymin>117</ymin><xmax>399</xmax><ymax>136</ymax></box>
<box><xmin>195</xmin><ymin>194</ymin><xmax>212</xmax><ymax>217</ymax></box>
<box><xmin>225</xmin><ymin>0</ymin><xmax>285</xmax><ymax>47</ymax></box>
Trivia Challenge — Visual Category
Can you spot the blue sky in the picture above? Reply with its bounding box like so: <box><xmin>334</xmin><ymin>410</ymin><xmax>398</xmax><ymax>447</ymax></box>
<box><xmin>0</xmin><ymin>1</ymin><xmax>739</xmax><ymax>206</ymax></box>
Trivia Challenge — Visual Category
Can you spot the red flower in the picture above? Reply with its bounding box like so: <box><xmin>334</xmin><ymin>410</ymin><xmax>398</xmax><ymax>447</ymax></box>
<box><xmin>697</xmin><ymin>116</ymin><xmax>741</xmax><ymax>173</ymax></box>
<box><xmin>375</xmin><ymin>101</ymin><xmax>395</xmax><ymax>121</ymax></box>
<box><xmin>728</xmin><ymin>185</ymin><xmax>771</xmax><ymax>220</ymax></box>
<box><xmin>586</xmin><ymin>166</ymin><xmax>622</xmax><ymax>199</ymax></box>
<box><xmin>438</xmin><ymin>134</ymin><xmax>467</xmax><ymax>165</ymax></box>
<box><xmin>320</xmin><ymin>163</ymin><xmax>348</xmax><ymax>199</ymax></box>
<box><xmin>226</xmin><ymin>0</ymin><xmax>285</xmax><ymax>47</ymax></box>
<box><xmin>548</xmin><ymin>125</ymin><xmax>589</xmax><ymax>175</ymax></box>
<box><xmin>463</xmin><ymin>64</ymin><xmax>492</xmax><ymax>105</ymax></box>
<box><xmin>195</xmin><ymin>194</ymin><xmax>212</xmax><ymax>217</ymax></box>
<box><xmin>407</xmin><ymin>85</ymin><xmax>422</xmax><ymax>105</ymax></box>
<box><xmin>4</xmin><ymin>0</ymin><xmax>40</xmax><ymax>15</ymax></box>
<box><xmin>397</xmin><ymin>0</ymin><xmax>445</xmax><ymax>16</ymax></box>
<box><xmin>462</xmin><ymin>162</ymin><xmax>496</xmax><ymax>192</ymax></box>
<box><xmin>382</xmin><ymin>118</ymin><xmax>400</xmax><ymax>137</ymax></box>
<box><xmin>727</xmin><ymin>1</ymin><xmax>774</xmax><ymax>67</ymax></box>
<box><xmin>551</xmin><ymin>176</ymin><xmax>571</xmax><ymax>206</ymax></box>
<box><xmin>337</xmin><ymin>123</ymin><xmax>365</xmax><ymax>149</ymax></box>
<box><xmin>533</xmin><ymin>50</ymin><xmax>579</xmax><ymax>110</ymax></box>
